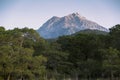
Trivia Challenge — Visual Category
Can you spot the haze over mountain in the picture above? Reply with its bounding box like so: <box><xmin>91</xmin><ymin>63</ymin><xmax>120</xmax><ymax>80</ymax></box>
<box><xmin>37</xmin><ymin>13</ymin><xmax>108</xmax><ymax>39</ymax></box>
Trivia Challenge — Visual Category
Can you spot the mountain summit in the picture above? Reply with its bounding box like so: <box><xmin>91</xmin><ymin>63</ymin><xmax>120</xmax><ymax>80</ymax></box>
<box><xmin>37</xmin><ymin>13</ymin><xmax>108</xmax><ymax>39</ymax></box>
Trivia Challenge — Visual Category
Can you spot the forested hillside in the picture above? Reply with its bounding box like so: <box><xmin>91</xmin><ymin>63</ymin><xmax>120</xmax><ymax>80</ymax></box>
<box><xmin>0</xmin><ymin>24</ymin><xmax>120</xmax><ymax>80</ymax></box>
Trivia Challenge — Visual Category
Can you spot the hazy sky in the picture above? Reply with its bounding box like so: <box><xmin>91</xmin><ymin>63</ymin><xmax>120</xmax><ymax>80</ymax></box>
<box><xmin>0</xmin><ymin>0</ymin><xmax>120</xmax><ymax>30</ymax></box>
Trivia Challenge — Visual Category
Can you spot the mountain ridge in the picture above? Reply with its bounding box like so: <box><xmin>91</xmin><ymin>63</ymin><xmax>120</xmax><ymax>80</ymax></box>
<box><xmin>37</xmin><ymin>13</ymin><xmax>108</xmax><ymax>39</ymax></box>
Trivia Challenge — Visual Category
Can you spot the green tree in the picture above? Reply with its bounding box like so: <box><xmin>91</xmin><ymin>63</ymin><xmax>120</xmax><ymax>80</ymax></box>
<box><xmin>109</xmin><ymin>24</ymin><xmax>120</xmax><ymax>50</ymax></box>
<box><xmin>0</xmin><ymin>27</ymin><xmax>47</xmax><ymax>80</ymax></box>
<box><xmin>0</xmin><ymin>26</ymin><xmax>5</xmax><ymax>32</ymax></box>
<box><xmin>57</xmin><ymin>33</ymin><xmax>106</xmax><ymax>79</ymax></box>
<box><xmin>101</xmin><ymin>47</ymin><xmax>120</xmax><ymax>80</ymax></box>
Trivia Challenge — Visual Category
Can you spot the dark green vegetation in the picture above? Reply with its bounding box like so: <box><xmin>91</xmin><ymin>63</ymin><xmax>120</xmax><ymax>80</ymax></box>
<box><xmin>73</xmin><ymin>29</ymin><xmax>108</xmax><ymax>35</ymax></box>
<box><xmin>0</xmin><ymin>24</ymin><xmax>120</xmax><ymax>80</ymax></box>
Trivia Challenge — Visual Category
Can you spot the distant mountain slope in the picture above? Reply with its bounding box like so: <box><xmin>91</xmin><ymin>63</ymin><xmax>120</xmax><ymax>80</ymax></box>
<box><xmin>73</xmin><ymin>29</ymin><xmax>108</xmax><ymax>35</ymax></box>
<box><xmin>46</xmin><ymin>29</ymin><xmax>108</xmax><ymax>42</ymax></box>
<box><xmin>37</xmin><ymin>13</ymin><xmax>108</xmax><ymax>39</ymax></box>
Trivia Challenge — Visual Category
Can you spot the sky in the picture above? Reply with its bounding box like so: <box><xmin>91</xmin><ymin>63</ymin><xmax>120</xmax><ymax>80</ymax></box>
<box><xmin>0</xmin><ymin>0</ymin><xmax>120</xmax><ymax>30</ymax></box>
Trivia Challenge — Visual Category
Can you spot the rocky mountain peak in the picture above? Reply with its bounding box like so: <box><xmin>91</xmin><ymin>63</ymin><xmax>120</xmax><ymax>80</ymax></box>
<box><xmin>37</xmin><ymin>13</ymin><xmax>108</xmax><ymax>39</ymax></box>
<box><xmin>66</xmin><ymin>13</ymin><xmax>86</xmax><ymax>19</ymax></box>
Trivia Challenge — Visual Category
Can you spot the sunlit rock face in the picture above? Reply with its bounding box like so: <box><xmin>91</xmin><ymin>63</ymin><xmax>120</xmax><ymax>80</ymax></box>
<box><xmin>37</xmin><ymin>13</ymin><xmax>108</xmax><ymax>39</ymax></box>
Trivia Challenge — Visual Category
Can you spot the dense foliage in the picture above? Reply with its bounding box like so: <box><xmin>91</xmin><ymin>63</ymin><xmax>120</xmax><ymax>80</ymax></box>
<box><xmin>0</xmin><ymin>27</ymin><xmax>47</xmax><ymax>80</ymax></box>
<box><xmin>0</xmin><ymin>24</ymin><xmax>120</xmax><ymax>80</ymax></box>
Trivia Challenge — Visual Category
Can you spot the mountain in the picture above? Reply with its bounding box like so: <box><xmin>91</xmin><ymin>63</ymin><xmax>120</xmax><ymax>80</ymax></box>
<box><xmin>73</xmin><ymin>29</ymin><xmax>108</xmax><ymax>35</ymax></box>
<box><xmin>37</xmin><ymin>13</ymin><xmax>108</xmax><ymax>39</ymax></box>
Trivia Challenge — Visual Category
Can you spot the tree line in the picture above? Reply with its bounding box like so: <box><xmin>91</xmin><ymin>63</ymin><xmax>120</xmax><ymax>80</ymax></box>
<box><xmin>0</xmin><ymin>24</ymin><xmax>120</xmax><ymax>80</ymax></box>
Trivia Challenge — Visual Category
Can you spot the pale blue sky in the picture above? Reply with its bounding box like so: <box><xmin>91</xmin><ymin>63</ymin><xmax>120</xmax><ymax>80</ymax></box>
<box><xmin>0</xmin><ymin>0</ymin><xmax>120</xmax><ymax>30</ymax></box>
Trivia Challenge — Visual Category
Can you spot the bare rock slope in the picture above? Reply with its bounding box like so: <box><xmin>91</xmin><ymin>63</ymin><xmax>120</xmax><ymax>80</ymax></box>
<box><xmin>37</xmin><ymin>13</ymin><xmax>108</xmax><ymax>39</ymax></box>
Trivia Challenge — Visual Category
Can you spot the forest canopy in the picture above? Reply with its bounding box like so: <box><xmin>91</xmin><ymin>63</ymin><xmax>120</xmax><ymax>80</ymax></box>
<box><xmin>0</xmin><ymin>24</ymin><xmax>120</xmax><ymax>80</ymax></box>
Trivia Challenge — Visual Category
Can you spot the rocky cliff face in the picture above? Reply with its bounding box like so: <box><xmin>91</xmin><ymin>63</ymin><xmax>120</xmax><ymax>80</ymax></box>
<box><xmin>37</xmin><ymin>13</ymin><xmax>108</xmax><ymax>39</ymax></box>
